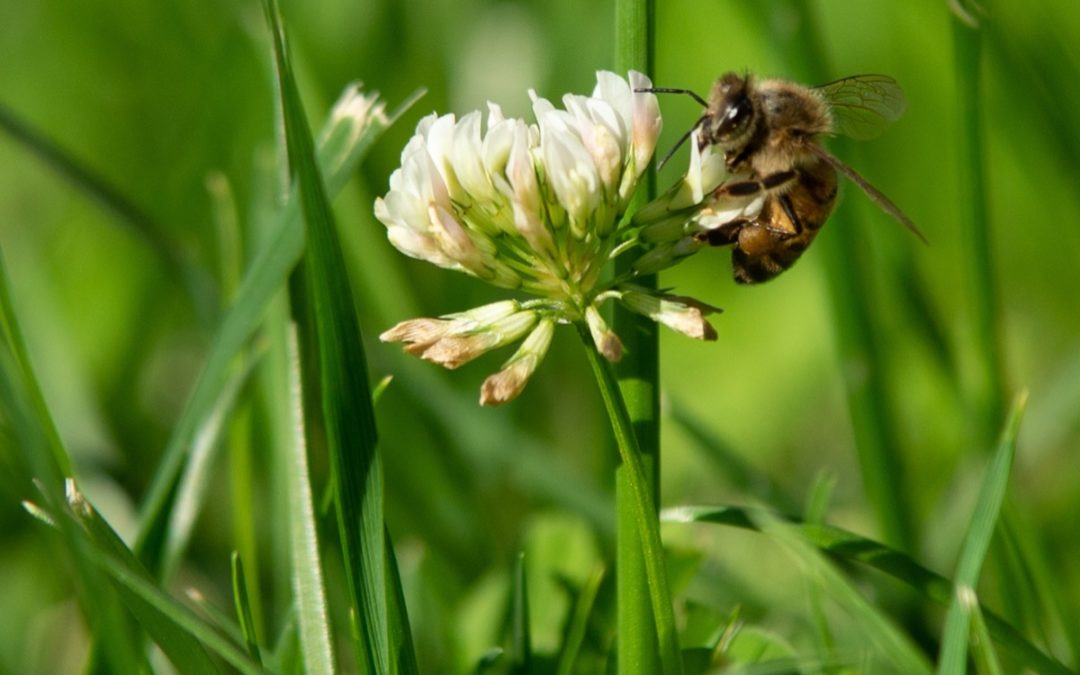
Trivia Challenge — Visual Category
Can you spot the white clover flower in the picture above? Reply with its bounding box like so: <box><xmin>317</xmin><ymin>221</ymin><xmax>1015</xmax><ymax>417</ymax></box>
<box><xmin>377</xmin><ymin>71</ymin><xmax>724</xmax><ymax>405</ymax></box>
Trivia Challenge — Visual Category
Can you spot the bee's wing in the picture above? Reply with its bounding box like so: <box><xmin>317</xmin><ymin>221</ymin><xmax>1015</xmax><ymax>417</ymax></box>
<box><xmin>815</xmin><ymin>74</ymin><xmax>907</xmax><ymax>141</ymax></box>
<box><xmin>806</xmin><ymin>143</ymin><xmax>928</xmax><ymax>244</ymax></box>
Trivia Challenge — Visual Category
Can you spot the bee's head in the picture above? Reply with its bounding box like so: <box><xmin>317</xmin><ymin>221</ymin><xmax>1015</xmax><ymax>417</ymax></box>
<box><xmin>701</xmin><ymin>72</ymin><xmax>757</xmax><ymax>150</ymax></box>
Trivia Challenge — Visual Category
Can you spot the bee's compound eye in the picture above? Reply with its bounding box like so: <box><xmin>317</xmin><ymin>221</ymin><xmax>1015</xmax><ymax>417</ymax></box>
<box><xmin>719</xmin><ymin>98</ymin><xmax>752</xmax><ymax>136</ymax></box>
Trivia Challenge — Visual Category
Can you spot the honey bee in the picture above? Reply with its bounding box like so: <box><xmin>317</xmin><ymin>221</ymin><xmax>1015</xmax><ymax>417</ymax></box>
<box><xmin>640</xmin><ymin>73</ymin><xmax>926</xmax><ymax>283</ymax></box>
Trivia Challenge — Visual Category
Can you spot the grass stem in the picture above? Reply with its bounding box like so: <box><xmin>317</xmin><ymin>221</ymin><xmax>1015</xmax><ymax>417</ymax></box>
<box><xmin>578</xmin><ymin>324</ymin><xmax>683</xmax><ymax>675</ymax></box>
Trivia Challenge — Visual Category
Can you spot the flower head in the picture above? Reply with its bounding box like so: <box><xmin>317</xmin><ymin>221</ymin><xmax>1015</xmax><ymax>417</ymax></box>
<box><xmin>376</xmin><ymin>72</ymin><xmax>723</xmax><ymax>404</ymax></box>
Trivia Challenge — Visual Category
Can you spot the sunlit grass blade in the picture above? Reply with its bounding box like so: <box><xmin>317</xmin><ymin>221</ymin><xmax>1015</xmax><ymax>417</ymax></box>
<box><xmin>132</xmin><ymin>72</ymin><xmax>409</xmax><ymax>582</ymax></box>
<box><xmin>264</xmin><ymin>2</ymin><xmax>414</xmax><ymax>672</ymax></box>
<box><xmin>232</xmin><ymin>552</ymin><xmax>264</xmax><ymax>665</ymax></box>
<box><xmin>555</xmin><ymin>566</ymin><xmax>605</xmax><ymax>675</ymax></box>
<box><xmin>664</xmin><ymin>505</ymin><xmax>1072</xmax><ymax>675</ymax></box>
<box><xmin>510</xmin><ymin>552</ymin><xmax>533</xmax><ymax>673</ymax></box>
<box><xmin>937</xmin><ymin>392</ymin><xmax>1026</xmax><ymax>675</ymax></box>
<box><xmin>283</xmin><ymin>325</ymin><xmax>337</xmax><ymax>675</ymax></box>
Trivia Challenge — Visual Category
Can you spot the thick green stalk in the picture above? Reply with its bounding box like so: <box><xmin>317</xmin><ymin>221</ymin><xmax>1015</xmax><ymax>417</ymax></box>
<box><xmin>613</xmin><ymin>0</ymin><xmax>663</xmax><ymax>671</ymax></box>
<box><xmin>579</xmin><ymin>325</ymin><xmax>683</xmax><ymax>675</ymax></box>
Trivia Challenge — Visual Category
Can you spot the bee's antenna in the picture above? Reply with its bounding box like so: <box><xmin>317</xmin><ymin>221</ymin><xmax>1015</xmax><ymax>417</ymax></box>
<box><xmin>634</xmin><ymin>87</ymin><xmax>708</xmax><ymax>108</ymax></box>
<box><xmin>656</xmin><ymin>114</ymin><xmax>708</xmax><ymax>170</ymax></box>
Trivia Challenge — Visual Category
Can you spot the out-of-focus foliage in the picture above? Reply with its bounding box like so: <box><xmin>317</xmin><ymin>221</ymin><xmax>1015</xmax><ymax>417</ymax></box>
<box><xmin>1</xmin><ymin>0</ymin><xmax>1078</xmax><ymax>671</ymax></box>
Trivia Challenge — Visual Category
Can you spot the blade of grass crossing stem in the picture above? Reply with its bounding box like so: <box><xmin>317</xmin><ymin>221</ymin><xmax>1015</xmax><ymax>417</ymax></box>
<box><xmin>284</xmin><ymin>324</ymin><xmax>337</xmax><ymax>675</ymax></box>
<box><xmin>613</xmin><ymin>0</ymin><xmax>661</xmax><ymax>672</ymax></box>
<box><xmin>970</xmin><ymin>604</ymin><xmax>1004</xmax><ymax>675</ymax></box>
<box><xmin>132</xmin><ymin>77</ymin><xmax>410</xmax><ymax>580</ymax></box>
<box><xmin>232</xmin><ymin>553</ymin><xmax>264</xmax><ymax>665</ymax></box>
<box><xmin>937</xmin><ymin>392</ymin><xmax>1027</xmax><ymax>675</ymax></box>
<box><xmin>263</xmin><ymin>2</ymin><xmax>409</xmax><ymax>672</ymax></box>
<box><xmin>511</xmin><ymin>552</ymin><xmax>533</xmax><ymax>673</ymax></box>
<box><xmin>578</xmin><ymin>325</ymin><xmax>683</xmax><ymax>675</ymax></box>
<box><xmin>751</xmin><ymin>510</ymin><xmax>932</xmax><ymax>675</ymax></box>
<box><xmin>662</xmin><ymin>505</ymin><xmax>1071</xmax><ymax>675</ymax></box>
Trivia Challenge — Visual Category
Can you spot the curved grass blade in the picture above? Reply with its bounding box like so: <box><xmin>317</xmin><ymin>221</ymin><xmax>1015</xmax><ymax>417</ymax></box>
<box><xmin>937</xmin><ymin>392</ymin><xmax>1027</xmax><ymax>674</ymax></box>
<box><xmin>663</xmin><ymin>505</ymin><xmax>1071</xmax><ymax>675</ymax></box>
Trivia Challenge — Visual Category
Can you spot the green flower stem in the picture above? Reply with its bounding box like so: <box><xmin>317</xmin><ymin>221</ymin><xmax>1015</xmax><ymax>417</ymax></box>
<box><xmin>614</xmin><ymin>0</ymin><xmax>662</xmax><ymax>671</ymax></box>
<box><xmin>578</xmin><ymin>324</ymin><xmax>683</xmax><ymax>675</ymax></box>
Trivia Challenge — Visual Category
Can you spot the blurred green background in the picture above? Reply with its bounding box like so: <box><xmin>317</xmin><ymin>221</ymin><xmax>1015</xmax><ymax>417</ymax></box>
<box><xmin>2</xmin><ymin>0</ymin><xmax>1078</xmax><ymax>671</ymax></box>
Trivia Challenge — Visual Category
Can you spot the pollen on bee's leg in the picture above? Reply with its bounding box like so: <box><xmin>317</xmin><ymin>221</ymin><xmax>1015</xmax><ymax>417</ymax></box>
<box><xmin>736</xmin><ymin>224</ymin><xmax>774</xmax><ymax>256</ymax></box>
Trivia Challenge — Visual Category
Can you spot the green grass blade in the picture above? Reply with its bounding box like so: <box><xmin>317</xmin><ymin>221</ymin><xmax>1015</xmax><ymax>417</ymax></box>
<box><xmin>385</xmin><ymin>526</ymin><xmax>420</xmax><ymax>675</ymax></box>
<box><xmin>133</xmin><ymin>78</ymin><xmax>405</xmax><ymax>581</ymax></box>
<box><xmin>263</xmin><ymin>2</ymin><xmax>407</xmax><ymax>672</ymax></box>
<box><xmin>232</xmin><ymin>552</ymin><xmax>264</xmax><ymax>666</ymax></box>
<box><xmin>555</xmin><ymin>566</ymin><xmax>605</xmax><ymax>675</ymax></box>
<box><xmin>937</xmin><ymin>392</ymin><xmax>1027</xmax><ymax>675</ymax></box>
<box><xmin>510</xmin><ymin>552</ymin><xmax>533</xmax><ymax>673</ymax></box>
<box><xmin>664</xmin><ymin>505</ymin><xmax>1072</xmax><ymax>675</ymax></box>
<box><xmin>283</xmin><ymin>325</ymin><xmax>337</xmax><ymax>675</ymax></box>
